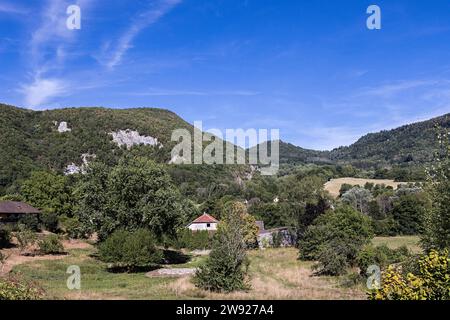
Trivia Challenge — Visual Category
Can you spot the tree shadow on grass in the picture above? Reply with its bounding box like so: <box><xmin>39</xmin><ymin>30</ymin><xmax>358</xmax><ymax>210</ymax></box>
<box><xmin>162</xmin><ymin>249</ymin><xmax>191</xmax><ymax>265</ymax></box>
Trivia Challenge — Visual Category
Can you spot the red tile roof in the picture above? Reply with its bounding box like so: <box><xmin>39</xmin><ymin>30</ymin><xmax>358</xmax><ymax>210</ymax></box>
<box><xmin>191</xmin><ymin>213</ymin><xmax>219</xmax><ymax>224</ymax></box>
<box><xmin>0</xmin><ymin>201</ymin><xmax>40</xmax><ymax>214</ymax></box>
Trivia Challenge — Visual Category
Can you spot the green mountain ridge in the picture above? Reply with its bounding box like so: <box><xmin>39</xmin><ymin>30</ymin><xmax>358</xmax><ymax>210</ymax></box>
<box><xmin>275</xmin><ymin>113</ymin><xmax>450</xmax><ymax>168</ymax></box>
<box><xmin>1</xmin><ymin>103</ymin><xmax>449</xmax><ymax>194</ymax></box>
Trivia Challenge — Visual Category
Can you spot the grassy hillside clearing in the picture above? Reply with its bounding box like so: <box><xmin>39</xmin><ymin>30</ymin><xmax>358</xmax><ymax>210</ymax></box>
<box><xmin>372</xmin><ymin>236</ymin><xmax>421</xmax><ymax>254</ymax></box>
<box><xmin>324</xmin><ymin>177</ymin><xmax>407</xmax><ymax>198</ymax></box>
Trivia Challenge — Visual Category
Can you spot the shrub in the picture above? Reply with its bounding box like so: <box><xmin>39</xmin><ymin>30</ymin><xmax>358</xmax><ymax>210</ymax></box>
<box><xmin>356</xmin><ymin>244</ymin><xmax>410</xmax><ymax>275</ymax></box>
<box><xmin>272</xmin><ymin>232</ymin><xmax>283</xmax><ymax>248</ymax></box>
<box><xmin>299</xmin><ymin>206</ymin><xmax>373</xmax><ymax>275</ymax></box>
<box><xmin>59</xmin><ymin>215</ymin><xmax>84</xmax><ymax>239</ymax></box>
<box><xmin>98</xmin><ymin>229</ymin><xmax>162</xmax><ymax>272</ymax></box>
<box><xmin>0</xmin><ymin>227</ymin><xmax>11</xmax><ymax>248</ymax></box>
<box><xmin>38</xmin><ymin>235</ymin><xmax>64</xmax><ymax>255</ymax></box>
<box><xmin>16</xmin><ymin>229</ymin><xmax>37</xmax><ymax>252</ymax></box>
<box><xmin>175</xmin><ymin>229</ymin><xmax>212</xmax><ymax>250</ymax></box>
<box><xmin>194</xmin><ymin>203</ymin><xmax>250</xmax><ymax>292</ymax></box>
<box><xmin>40</xmin><ymin>211</ymin><xmax>59</xmax><ymax>233</ymax></box>
<box><xmin>369</xmin><ymin>250</ymin><xmax>450</xmax><ymax>300</ymax></box>
<box><xmin>371</xmin><ymin>217</ymin><xmax>398</xmax><ymax>236</ymax></box>
<box><xmin>0</xmin><ymin>274</ymin><xmax>44</xmax><ymax>300</ymax></box>
<box><xmin>18</xmin><ymin>214</ymin><xmax>39</xmax><ymax>232</ymax></box>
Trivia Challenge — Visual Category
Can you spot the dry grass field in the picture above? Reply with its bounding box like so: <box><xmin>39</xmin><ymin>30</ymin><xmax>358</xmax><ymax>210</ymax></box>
<box><xmin>324</xmin><ymin>178</ymin><xmax>407</xmax><ymax>198</ymax></box>
<box><xmin>10</xmin><ymin>246</ymin><xmax>365</xmax><ymax>300</ymax></box>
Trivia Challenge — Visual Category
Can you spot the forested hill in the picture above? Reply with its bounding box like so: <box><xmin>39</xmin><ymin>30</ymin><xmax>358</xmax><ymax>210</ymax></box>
<box><xmin>0</xmin><ymin>103</ymin><xmax>194</xmax><ymax>193</ymax></box>
<box><xmin>276</xmin><ymin>113</ymin><xmax>450</xmax><ymax>168</ymax></box>
<box><xmin>329</xmin><ymin>114</ymin><xmax>450</xmax><ymax>167</ymax></box>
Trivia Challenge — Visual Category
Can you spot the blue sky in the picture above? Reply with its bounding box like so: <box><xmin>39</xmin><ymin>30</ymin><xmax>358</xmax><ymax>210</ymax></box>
<box><xmin>1</xmin><ymin>0</ymin><xmax>450</xmax><ymax>150</ymax></box>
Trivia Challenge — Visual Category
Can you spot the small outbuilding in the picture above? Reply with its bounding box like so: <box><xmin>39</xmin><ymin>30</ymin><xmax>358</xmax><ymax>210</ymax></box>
<box><xmin>0</xmin><ymin>201</ymin><xmax>40</xmax><ymax>222</ymax></box>
<box><xmin>187</xmin><ymin>213</ymin><xmax>219</xmax><ymax>231</ymax></box>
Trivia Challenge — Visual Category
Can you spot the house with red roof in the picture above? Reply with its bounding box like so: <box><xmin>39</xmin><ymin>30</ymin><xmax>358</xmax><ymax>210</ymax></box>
<box><xmin>187</xmin><ymin>213</ymin><xmax>219</xmax><ymax>231</ymax></box>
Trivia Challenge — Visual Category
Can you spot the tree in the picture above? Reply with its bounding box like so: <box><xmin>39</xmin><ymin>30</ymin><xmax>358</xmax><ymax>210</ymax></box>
<box><xmin>194</xmin><ymin>202</ymin><xmax>250</xmax><ymax>292</ymax></box>
<box><xmin>278</xmin><ymin>175</ymin><xmax>329</xmax><ymax>239</ymax></box>
<box><xmin>299</xmin><ymin>206</ymin><xmax>374</xmax><ymax>275</ymax></box>
<box><xmin>75</xmin><ymin>157</ymin><xmax>187</xmax><ymax>240</ymax></box>
<box><xmin>422</xmin><ymin>127</ymin><xmax>450</xmax><ymax>250</ymax></box>
<box><xmin>391</xmin><ymin>194</ymin><xmax>426</xmax><ymax>235</ymax></box>
<box><xmin>341</xmin><ymin>187</ymin><xmax>373</xmax><ymax>215</ymax></box>
<box><xmin>21</xmin><ymin>171</ymin><xmax>73</xmax><ymax>217</ymax></box>
<box><xmin>222</xmin><ymin>202</ymin><xmax>259</xmax><ymax>248</ymax></box>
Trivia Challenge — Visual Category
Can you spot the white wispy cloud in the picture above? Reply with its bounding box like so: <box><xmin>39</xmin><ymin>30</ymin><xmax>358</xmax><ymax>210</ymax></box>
<box><xmin>19</xmin><ymin>0</ymin><xmax>93</xmax><ymax>109</ymax></box>
<box><xmin>19</xmin><ymin>77</ymin><xmax>68</xmax><ymax>109</ymax></box>
<box><xmin>101</xmin><ymin>0</ymin><xmax>182</xmax><ymax>70</ymax></box>
<box><xmin>0</xmin><ymin>2</ymin><xmax>29</xmax><ymax>15</ymax></box>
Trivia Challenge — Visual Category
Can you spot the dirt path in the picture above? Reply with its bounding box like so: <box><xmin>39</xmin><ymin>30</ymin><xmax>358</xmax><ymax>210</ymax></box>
<box><xmin>0</xmin><ymin>239</ymin><xmax>93</xmax><ymax>276</ymax></box>
<box><xmin>146</xmin><ymin>268</ymin><xmax>197</xmax><ymax>278</ymax></box>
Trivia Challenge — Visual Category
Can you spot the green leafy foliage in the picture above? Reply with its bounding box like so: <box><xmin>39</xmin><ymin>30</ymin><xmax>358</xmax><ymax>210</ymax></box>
<box><xmin>58</xmin><ymin>215</ymin><xmax>84</xmax><ymax>239</ymax></box>
<box><xmin>16</xmin><ymin>229</ymin><xmax>37</xmax><ymax>252</ymax></box>
<box><xmin>356</xmin><ymin>244</ymin><xmax>410</xmax><ymax>275</ymax></box>
<box><xmin>194</xmin><ymin>203</ymin><xmax>250</xmax><ymax>292</ymax></box>
<box><xmin>21</xmin><ymin>171</ymin><xmax>74</xmax><ymax>218</ymax></box>
<box><xmin>422</xmin><ymin>127</ymin><xmax>450</xmax><ymax>250</ymax></box>
<box><xmin>174</xmin><ymin>229</ymin><xmax>212</xmax><ymax>250</ymax></box>
<box><xmin>75</xmin><ymin>156</ymin><xmax>187</xmax><ymax>240</ymax></box>
<box><xmin>38</xmin><ymin>235</ymin><xmax>64</xmax><ymax>255</ymax></box>
<box><xmin>98</xmin><ymin>229</ymin><xmax>162</xmax><ymax>272</ymax></box>
<box><xmin>299</xmin><ymin>206</ymin><xmax>374</xmax><ymax>275</ymax></box>
<box><xmin>0</xmin><ymin>104</ymin><xmax>194</xmax><ymax>195</ymax></box>
<box><xmin>0</xmin><ymin>226</ymin><xmax>11</xmax><ymax>248</ymax></box>
<box><xmin>18</xmin><ymin>214</ymin><xmax>40</xmax><ymax>232</ymax></box>
<box><xmin>369</xmin><ymin>250</ymin><xmax>450</xmax><ymax>300</ymax></box>
<box><xmin>0</xmin><ymin>274</ymin><xmax>44</xmax><ymax>300</ymax></box>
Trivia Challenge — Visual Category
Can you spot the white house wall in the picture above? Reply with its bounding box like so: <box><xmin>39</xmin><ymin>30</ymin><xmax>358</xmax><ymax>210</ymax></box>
<box><xmin>188</xmin><ymin>222</ymin><xmax>218</xmax><ymax>231</ymax></box>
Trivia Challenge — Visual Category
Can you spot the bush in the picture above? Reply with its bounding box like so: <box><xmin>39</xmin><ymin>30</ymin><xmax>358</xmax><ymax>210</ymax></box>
<box><xmin>40</xmin><ymin>211</ymin><xmax>59</xmax><ymax>233</ymax></box>
<box><xmin>356</xmin><ymin>244</ymin><xmax>410</xmax><ymax>275</ymax></box>
<box><xmin>371</xmin><ymin>217</ymin><xmax>398</xmax><ymax>236</ymax></box>
<box><xmin>18</xmin><ymin>214</ymin><xmax>39</xmax><ymax>232</ymax></box>
<box><xmin>299</xmin><ymin>206</ymin><xmax>373</xmax><ymax>275</ymax></box>
<box><xmin>369</xmin><ymin>250</ymin><xmax>450</xmax><ymax>300</ymax></box>
<box><xmin>0</xmin><ymin>227</ymin><xmax>11</xmax><ymax>248</ymax></box>
<box><xmin>272</xmin><ymin>232</ymin><xmax>283</xmax><ymax>248</ymax></box>
<box><xmin>0</xmin><ymin>274</ymin><xmax>44</xmax><ymax>300</ymax></box>
<box><xmin>98</xmin><ymin>229</ymin><xmax>162</xmax><ymax>272</ymax></box>
<box><xmin>175</xmin><ymin>229</ymin><xmax>212</xmax><ymax>250</ymax></box>
<box><xmin>59</xmin><ymin>216</ymin><xmax>84</xmax><ymax>239</ymax></box>
<box><xmin>38</xmin><ymin>235</ymin><xmax>64</xmax><ymax>255</ymax></box>
<box><xmin>16</xmin><ymin>229</ymin><xmax>37</xmax><ymax>252</ymax></box>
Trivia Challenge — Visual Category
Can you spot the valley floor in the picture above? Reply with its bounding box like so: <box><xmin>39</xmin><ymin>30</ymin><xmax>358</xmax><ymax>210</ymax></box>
<box><xmin>7</xmin><ymin>236</ymin><xmax>420</xmax><ymax>300</ymax></box>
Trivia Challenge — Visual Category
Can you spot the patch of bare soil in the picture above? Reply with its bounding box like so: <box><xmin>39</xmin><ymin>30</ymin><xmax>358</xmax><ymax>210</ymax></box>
<box><xmin>0</xmin><ymin>239</ymin><xmax>93</xmax><ymax>276</ymax></box>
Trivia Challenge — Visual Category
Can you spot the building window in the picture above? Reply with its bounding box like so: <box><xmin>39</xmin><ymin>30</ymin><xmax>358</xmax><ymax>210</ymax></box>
<box><xmin>207</xmin><ymin>223</ymin><xmax>211</xmax><ymax>228</ymax></box>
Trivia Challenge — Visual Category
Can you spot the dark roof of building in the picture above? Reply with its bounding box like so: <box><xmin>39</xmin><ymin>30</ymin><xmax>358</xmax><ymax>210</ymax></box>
<box><xmin>0</xmin><ymin>201</ymin><xmax>40</xmax><ymax>214</ymax></box>
<box><xmin>191</xmin><ymin>213</ymin><xmax>219</xmax><ymax>224</ymax></box>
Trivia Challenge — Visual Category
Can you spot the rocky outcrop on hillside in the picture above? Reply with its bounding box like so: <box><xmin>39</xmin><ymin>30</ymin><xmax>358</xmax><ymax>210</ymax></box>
<box><xmin>110</xmin><ymin>129</ymin><xmax>162</xmax><ymax>149</ymax></box>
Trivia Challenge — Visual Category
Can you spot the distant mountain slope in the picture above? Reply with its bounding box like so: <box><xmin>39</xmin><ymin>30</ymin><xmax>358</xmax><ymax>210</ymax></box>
<box><xmin>255</xmin><ymin>113</ymin><xmax>450</xmax><ymax>168</ymax></box>
<box><xmin>0</xmin><ymin>103</ymin><xmax>252</xmax><ymax>195</ymax></box>
<box><xmin>0</xmin><ymin>104</ymin><xmax>194</xmax><ymax>193</ymax></box>
<box><xmin>329</xmin><ymin>114</ymin><xmax>450</xmax><ymax>168</ymax></box>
